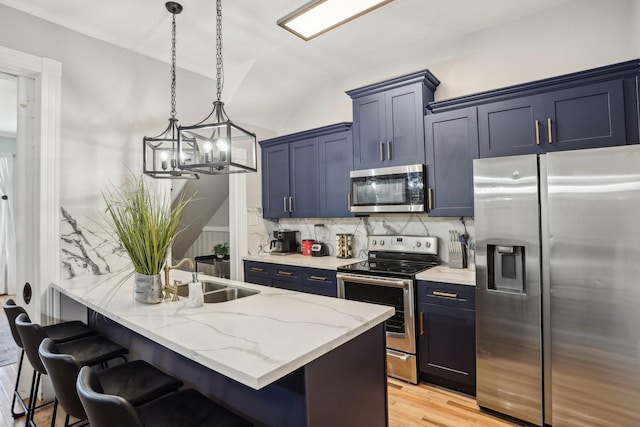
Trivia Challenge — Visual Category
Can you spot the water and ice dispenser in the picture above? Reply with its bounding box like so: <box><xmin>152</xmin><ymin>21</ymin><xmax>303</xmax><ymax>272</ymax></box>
<box><xmin>487</xmin><ymin>245</ymin><xmax>526</xmax><ymax>293</ymax></box>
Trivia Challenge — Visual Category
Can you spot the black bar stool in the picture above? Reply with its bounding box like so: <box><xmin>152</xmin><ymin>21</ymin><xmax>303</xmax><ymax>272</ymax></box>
<box><xmin>39</xmin><ymin>338</ymin><xmax>184</xmax><ymax>427</ymax></box>
<box><xmin>15</xmin><ymin>313</ymin><xmax>129</xmax><ymax>427</ymax></box>
<box><xmin>3</xmin><ymin>298</ymin><xmax>98</xmax><ymax>418</ymax></box>
<box><xmin>77</xmin><ymin>366</ymin><xmax>253</xmax><ymax>427</ymax></box>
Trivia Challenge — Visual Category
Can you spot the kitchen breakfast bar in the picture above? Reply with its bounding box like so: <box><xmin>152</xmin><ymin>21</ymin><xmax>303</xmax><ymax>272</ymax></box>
<box><xmin>51</xmin><ymin>269</ymin><xmax>393</xmax><ymax>427</ymax></box>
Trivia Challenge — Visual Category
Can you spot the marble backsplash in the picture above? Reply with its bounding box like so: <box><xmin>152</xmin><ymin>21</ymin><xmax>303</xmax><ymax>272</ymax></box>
<box><xmin>246</xmin><ymin>207</ymin><xmax>475</xmax><ymax>265</ymax></box>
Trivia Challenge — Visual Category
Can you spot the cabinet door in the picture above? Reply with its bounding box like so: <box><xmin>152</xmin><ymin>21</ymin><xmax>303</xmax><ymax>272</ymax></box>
<box><xmin>543</xmin><ymin>79</ymin><xmax>626</xmax><ymax>151</ymax></box>
<box><xmin>302</xmin><ymin>268</ymin><xmax>337</xmax><ymax>297</ymax></box>
<box><xmin>425</xmin><ymin>107</ymin><xmax>479</xmax><ymax>217</ymax></box>
<box><xmin>418</xmin><ymin>302</ymin><xmax>476</xmax><ymax>394</ymax></box>
<box><xmin>352</xmin><ymin>93</ymin><xmax>386</xmax><ymax>170</ymax></box>
<box><xmin>289</xmin><ymin>138</ymin><xmax>319</xmax><ymax>218</ymax></box>
<box><xmin>272</xmin><ymin>265</ymin><xmax>303</xmax><ymax>292</ymax></box>
<box><xmin>318</xmin><ymin>130</ymin><xmax>353</xmax><ymax>217</ymax></box>
<box><xmin>478</xmin><ymin>95</ymin><xmax>545</xmax><ymax>158</ymax></box>
<box><xmin>385</xmin><ymin>83</ymin><xmax>426</xmax><ymax>166</ymax></box>
<box><xmin>261</xmin><ymin>144</ymin><xmax>290</xmax><ymax>218</ymax></box>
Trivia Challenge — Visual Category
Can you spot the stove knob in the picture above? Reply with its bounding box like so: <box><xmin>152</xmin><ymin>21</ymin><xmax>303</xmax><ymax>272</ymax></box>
<box><xmin>416</xmin><ymin>242</ymin><xmax>422</xmax><ymax>247</ymax></box>
<box><xmin>425</xmin><ymin>241</ymin><xmax>431</xmax><ymax>248</ymax></box>
<box><xmin>371</xmin><ymin>239</ymin><xmax>377</xmax><ymax>246</ymax></box>
<box><xmin>379</xmin><ymin>240</ymin><xmax>385</xmax><ymax>246</ymax></box>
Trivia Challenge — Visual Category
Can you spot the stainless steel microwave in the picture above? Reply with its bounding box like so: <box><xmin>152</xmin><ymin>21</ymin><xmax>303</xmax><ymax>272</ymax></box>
<box><xmin>349</xmin><ymin>164</ymin><xmax>426</xmax><ymax>213</ymax></box>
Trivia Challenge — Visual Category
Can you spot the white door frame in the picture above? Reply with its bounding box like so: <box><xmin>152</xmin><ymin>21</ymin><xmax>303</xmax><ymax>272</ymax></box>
<box><xmin>0</xmin><ymin>45</ymin><xmax>61</xmax><ymax>324</ymax></box>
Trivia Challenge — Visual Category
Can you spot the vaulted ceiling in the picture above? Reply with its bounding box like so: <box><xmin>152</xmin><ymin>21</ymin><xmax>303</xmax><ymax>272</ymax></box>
<box><xmin>0</xmin><ymin>0</ymin><xmax>575</xmax><ymax>135</ymax></box>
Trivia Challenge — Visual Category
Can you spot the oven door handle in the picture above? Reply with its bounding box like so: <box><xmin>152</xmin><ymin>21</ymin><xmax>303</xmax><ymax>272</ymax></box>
<box><xmin>387</xmin><ymin>349</ymin><xmax>411</xmax><ymax>361</ymax></box>
<box><xmin>336</xmin><ymin>273</ymin><xmax>412</xmax><ymax>289</ymax></box>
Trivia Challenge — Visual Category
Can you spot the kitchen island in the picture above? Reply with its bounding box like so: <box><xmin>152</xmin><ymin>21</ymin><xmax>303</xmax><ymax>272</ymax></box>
<box><xmin>52</xmin><ymin>269</ymin><xmax>393</xmax><ymax>426</ymax></box>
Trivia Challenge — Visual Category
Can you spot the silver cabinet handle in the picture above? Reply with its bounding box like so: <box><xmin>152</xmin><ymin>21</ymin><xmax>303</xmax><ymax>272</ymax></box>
<box><xmin>535</xmin><ymin>120</ymin><xmax>540</xmax><ymax>145</ymax></box>
<box><xmin>428</xmin><ymin>188</ymin><xmax>434</xmax><ymax>210</ymax></box>
<box><xmin>387</xmin><ymin>349</ymin><xmax>410</xmax><ymax>361</ymax></box>
<box><xmin>387</xmin><ymin>140</ymin><xmax>392</xmax><ymax>160</ymax></box>
<box><xmin>347</xmin><ymin>192</ymin><xmax>351</xmax><ymax>209</ymax></box>
<box><xmin>379</xmin><ymin>142</ymin><xmax>384</xmax><ymax>161</ymax></box>
<box><xmin>288</xmin><ymin>196</ymin><xmax>293</xmax><ymax>213</ymax></box>
<box><xmin>548</xmin><ymin>118</ymin><xmax>553</xmax><ymax>144</ymax></box>
<box><xmin>283</xmin><ymin>197</ymin><xmax>287</xmax><ymax>212</ymax></box>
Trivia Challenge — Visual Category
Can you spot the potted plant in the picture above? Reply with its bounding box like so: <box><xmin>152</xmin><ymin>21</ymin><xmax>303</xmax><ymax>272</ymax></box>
<box><xmin>103</xmin><ymin>175</ymin><xmax>191</xmax><ymax>303</ymax></box>
<box><xmin>212</xmin><ymin>242</ymin><xmax>229</xmax><ymax>259</ymax></box>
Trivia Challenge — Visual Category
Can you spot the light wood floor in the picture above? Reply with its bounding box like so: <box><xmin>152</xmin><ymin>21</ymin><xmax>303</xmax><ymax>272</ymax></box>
<box><xmin>0</xmin><ymin>292</ymin><xmax>526</xmax><ymax>426</ymax></box>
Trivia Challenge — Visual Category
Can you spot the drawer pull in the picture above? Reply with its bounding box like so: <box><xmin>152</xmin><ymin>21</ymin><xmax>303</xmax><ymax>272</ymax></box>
<box><xmin>310</xmin><ymin>275</ymin><xmax>327</xmax><ymax>281</ymax></box>
<box><xmin>433</xmin><ymin>291</ymin><xmax>458</xmax><ymax>299</ymax></box>
<box><xmin>250</xmin><ymin>267</ymin><xmax>264</xmax><ymax>272</ymax></box>
<box><xmin>277</xmin><ymin>271</ymin><xmax>293</xmax><ymax>276</ymax></box>
<box><xmin>419</xmin><ymin>311</ymin><xmax>424</xmax><ymax>335</ymax></box>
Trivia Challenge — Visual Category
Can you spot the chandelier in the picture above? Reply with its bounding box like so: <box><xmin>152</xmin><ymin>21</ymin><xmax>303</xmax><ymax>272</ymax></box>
<box><xmin>142</xmin><ymin>2</ymin><xmax>198</xmax><ymax>179</ymax></box>
<box><xmin>177</xmin><ymin>0</ymin><xmax>257</xmax><ymax>175</ymax></box>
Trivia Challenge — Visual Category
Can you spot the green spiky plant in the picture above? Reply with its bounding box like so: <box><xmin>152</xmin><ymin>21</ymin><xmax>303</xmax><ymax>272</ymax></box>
<box><xmin>103</xmin><ymin>175</ymin><xmax>191</xmax><ymax>275</ymax></box>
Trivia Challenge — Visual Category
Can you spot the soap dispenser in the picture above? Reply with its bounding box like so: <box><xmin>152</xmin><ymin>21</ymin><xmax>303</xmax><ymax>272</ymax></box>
<box><xmin>187</xmin><ymin>272</ymin><xmax>204</xmax><ymax>307</ymax></box>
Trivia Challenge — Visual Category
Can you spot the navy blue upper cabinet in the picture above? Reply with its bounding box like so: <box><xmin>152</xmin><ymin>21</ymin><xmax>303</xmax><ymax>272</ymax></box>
<box><xmin>424</xmin><ymin>107</ymin><xmax>479</xmax><ymax>217</ymax></box>
<box><xmin>261</xmin><ymin>144</ymin><xmax>290</xmax><ymax>218</ymax></box>
<box><xmin>259</xmin><ymin>123</ymin><xmax>353</xmax><ymax>219</ymax></box>
<box><xmin>348</xmin><ymin>71</ymin><xmax>440</xmax><ymax>170</ymax></box>
<box><xmin>543</xmin><ymin>79</ymin><xmax>626</xmax><ymax>150</ymax></box>
<box><xmin>318</xmin><ymin>129</ymin><xmax>353</xmax><ymax>217</ymax></box>
<box><xmin>429</xmin><ymin>59</ymin><xmax>640</xmax><ymax>159</ymax></box>
<box><xmin>289</xmin><ymin>138</ymin><xmax>319</xmax><ymax>218</ymax></box>
<box><xmin>478</xmin><ymin>95</ymin><xmax>545</xmax><ymax>157</ymax></box>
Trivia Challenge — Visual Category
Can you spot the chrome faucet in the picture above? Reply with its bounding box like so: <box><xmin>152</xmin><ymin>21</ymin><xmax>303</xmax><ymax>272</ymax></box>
<box><xmin>164</xmin><ymin>258</ymin><xmax>194</xmax><ymax>301</ymax></box>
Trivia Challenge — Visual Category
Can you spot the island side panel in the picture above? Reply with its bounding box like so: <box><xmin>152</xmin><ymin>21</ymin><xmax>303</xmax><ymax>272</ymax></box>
<box><xmin>304</xmin><ymin>323</ymin><xmax>388</xmax><ymax>427</ymax></box>
<box><xmin>88</xmin><ymin>311</ymin><xmax>306</xmax><ymax>427</ymax></box>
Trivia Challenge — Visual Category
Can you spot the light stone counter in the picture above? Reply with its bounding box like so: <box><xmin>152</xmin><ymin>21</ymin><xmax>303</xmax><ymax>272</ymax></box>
<box><xmin>416</xmin><ymin>265</ymin><xmax>476</xmax><ymax>286</ymax></box>
<box><xmin>242</xmin><ymin>254</ymin><xmax>361</xmax><ymax>270</ymax></box>
<box><xmin>52</xmin><ymin>269</ymin><xmax>393</xmax><ymax>390</ymax></box>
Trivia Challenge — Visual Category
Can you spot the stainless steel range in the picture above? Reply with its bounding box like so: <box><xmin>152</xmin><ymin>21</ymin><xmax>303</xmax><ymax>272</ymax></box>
<box><xmin>337</xmin><ymin>235</ymin><xmax>438</xmax><ymax>384</ymax></box>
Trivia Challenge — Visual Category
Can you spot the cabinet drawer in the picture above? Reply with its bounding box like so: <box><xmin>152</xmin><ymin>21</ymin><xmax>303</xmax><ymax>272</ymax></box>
<box><xmin>303</xmin><ymin>268</ymin><xmax>337</xmax><ymax>297</ymax></box>
<box><xmin>273</xmin><ymin>265</ymin><xmax>302</xmax><ymax>282</ymax></box>
<box><xmin>245</xmin><ymin>274</ymin><xmax>272</xmax><ymax>287</ymax></box>
<box><xmin>417</xmin><ymin>281</ymin><xmax>475</xmax><ymax>309</ymax></box>
<box><xmin>244</xmin><ymin>261</ymin><xmax>274</xmax><ymax>278</ymax></box>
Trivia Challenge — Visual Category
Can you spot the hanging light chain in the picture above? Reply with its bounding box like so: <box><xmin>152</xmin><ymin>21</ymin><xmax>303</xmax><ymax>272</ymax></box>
<box><xmin>170</xmin><ymin>11</ymin><xmax>178</xmax><ymax>119</ymax></box>
<box><xmin>215</xmin><ymin>0</ymin><xmax>224</xmax><ymax>102</ymax></box>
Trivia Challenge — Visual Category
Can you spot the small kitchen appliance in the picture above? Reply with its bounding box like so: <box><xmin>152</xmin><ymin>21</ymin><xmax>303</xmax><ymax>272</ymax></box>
<box><xmin>301</xmin><ymin>239</ymin><xmax>315</xmax><ymax>256</ymax></box>
<box><xmin>311</xmin><ymin>242</ymin><xmax>329</xmax><ymax>257</ymax></box>
<box><xmin>337</xmin><ymin>235</ymin><xmax>439</xmax><ymax>384</ymax></box>
<box><xmin>269</xmin><ymin>230</ymin><xmax>299</xmax><ymax>255</ymax></box>
<box><xmin>349</xmin><ymin>164</ymin><xmax>426</xmax><ymax>213</ymax></box>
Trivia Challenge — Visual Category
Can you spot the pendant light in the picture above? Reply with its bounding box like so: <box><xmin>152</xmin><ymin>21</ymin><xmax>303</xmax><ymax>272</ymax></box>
<box><xmin>177</xmin><ymin>0</ymin><xmax>257</xmax><ymax>175</ymax></box>
<box><xmin>143</xmin><ymin>2</ymin><xmax>198</xmax><ymax>179</ymax></box>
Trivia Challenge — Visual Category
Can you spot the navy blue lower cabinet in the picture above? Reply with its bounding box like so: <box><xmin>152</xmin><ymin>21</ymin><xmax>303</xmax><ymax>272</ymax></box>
<box><xmin>417</xmin><ymin>281</ymin><xmax>476</xmax><ymax>395</ymax></box>
<box><xmin>424</xmin><ymin>107</ymin><xmax>479</xmax><ymax>217</ymax></box>
<box><xmin>272</xmin><ymin>265</ymin><xmax>303</xmax><ymax>292</ymax></box>
<box><xmin>302</xmin><ymin>269</ymin><xmax>338</xmax><ymax>297</ymax></box>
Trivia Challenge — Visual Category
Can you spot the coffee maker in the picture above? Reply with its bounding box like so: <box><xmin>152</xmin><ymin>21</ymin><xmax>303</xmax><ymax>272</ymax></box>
<box><xmin>270</xmin><ymin>230</ymin><xmax>299</xmax><ymax>255</ymax></box>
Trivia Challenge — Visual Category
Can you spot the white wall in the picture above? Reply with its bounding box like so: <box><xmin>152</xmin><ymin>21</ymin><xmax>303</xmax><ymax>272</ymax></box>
<box><xmin>281</xmin><ymin>0</ymin><xmax>639</xmax><ymax>135</ymax></box>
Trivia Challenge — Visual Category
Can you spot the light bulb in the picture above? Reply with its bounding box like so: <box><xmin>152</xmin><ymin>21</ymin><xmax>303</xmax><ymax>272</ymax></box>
<box><xmin>160</xmin><ymin>152</ymin><xmax>169</xmax><ymax>170</ymax></box>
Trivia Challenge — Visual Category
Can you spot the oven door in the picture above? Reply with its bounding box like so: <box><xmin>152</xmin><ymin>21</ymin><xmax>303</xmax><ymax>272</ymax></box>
<box><xmin>336</xmin><ymin>272</ymin><xmax>415</xmax><ymax>354</ymax></box>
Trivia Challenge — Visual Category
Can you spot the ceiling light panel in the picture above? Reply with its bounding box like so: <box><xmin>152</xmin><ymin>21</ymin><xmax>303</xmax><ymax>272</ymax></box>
<box><xmin>278</xmin><ymin>0</ymin><xmax>394</xmax><ymax>41</ymax></box>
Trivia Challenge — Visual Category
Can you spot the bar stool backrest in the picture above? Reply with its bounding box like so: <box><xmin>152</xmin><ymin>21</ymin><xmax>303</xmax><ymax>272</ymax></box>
<box><xmin>3</xmin><ymin>298</ymin><xmax>27</xmax><ymax>348</ymax></box>
<box><xmin>15</xmin><ymin>313</ymin><xmax>49</xmax><ymax>375</ymax></box>
<box><xmin>39</xmin><ymin>338</ymin><xmax>87</xmax><ymax>420</ymax></box>
<box><xmin>76</xmin><ymin>366</ymin><xmax>144</xmax><ymax>427</ymax></box>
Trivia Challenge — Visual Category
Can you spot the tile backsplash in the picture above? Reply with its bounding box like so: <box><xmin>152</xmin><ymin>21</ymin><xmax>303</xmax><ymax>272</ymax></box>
<box><xmin>247</xmin><ymin>209</ymin><xmax>474</xmax><ymax>265</ymax></box>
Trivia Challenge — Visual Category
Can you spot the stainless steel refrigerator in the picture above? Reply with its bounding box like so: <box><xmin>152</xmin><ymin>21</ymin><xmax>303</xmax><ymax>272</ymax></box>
<box><xmin>474</xmin><ymin>145</ymin><xmax>640</xmax><ymax>426</ymax></box>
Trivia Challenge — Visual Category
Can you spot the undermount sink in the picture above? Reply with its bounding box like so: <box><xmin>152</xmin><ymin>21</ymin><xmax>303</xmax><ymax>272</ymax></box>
<box><xmin>175</xmin><ymin>280</ymin><xmax>259</xmax><ymax>303</ymax></box>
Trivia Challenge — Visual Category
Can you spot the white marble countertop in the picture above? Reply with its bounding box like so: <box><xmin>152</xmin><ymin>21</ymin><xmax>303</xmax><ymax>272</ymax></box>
<box><xmin>416</xmin><ymin>265</ymin><xmax>476</xmax><ymax>286</ymax></box>
<box><xmin>243</xmin><ymin>254</ymin><xmax>361</xmax><ymax>270</ymax></box>
<box><xmin>52</xmin><ymin>269</ymin><xmax>393</xmax><ymax>390</ymax></box>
